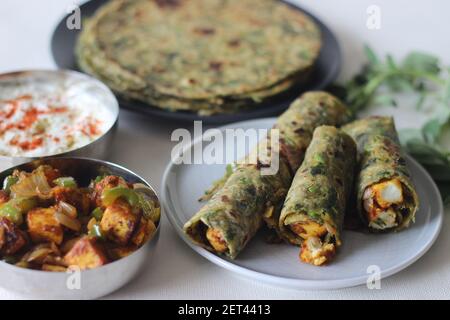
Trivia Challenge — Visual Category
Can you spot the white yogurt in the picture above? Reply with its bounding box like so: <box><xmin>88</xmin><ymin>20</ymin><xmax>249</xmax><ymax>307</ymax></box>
<box><xmin>0</xmin><ymin>71</ymin><xmax>116</xmax><ymax>157</ymax></box>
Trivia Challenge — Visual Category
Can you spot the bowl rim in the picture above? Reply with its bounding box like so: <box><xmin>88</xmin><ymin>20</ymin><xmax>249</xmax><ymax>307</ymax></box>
<box><xmin>0</xmin><ymin>69</ymin><xmax>119</xmax><ymax>159</ymax></box>
<box><xmin>0</xmin><ymin>156</ymin><xmax>161</xmax><ymax>275</ymax></box>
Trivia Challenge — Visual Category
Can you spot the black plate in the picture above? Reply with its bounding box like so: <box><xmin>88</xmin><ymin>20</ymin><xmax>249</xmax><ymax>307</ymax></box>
<box><xmin>51</xmin><ymin>0</ymin><xmax>341</xmax><ymax>124</ymax></box>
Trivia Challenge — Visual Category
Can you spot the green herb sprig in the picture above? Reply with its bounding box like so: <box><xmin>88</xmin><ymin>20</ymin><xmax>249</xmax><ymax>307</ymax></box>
<box><xmin>333</xmin><ymin>46</ymin><xmax>450</xmax><ymax>200</ymax></box>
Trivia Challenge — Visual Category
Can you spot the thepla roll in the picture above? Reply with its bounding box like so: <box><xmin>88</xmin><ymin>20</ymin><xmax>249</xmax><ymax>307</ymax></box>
<box><xmin>343</xmin><ymin>116</ymin><xmax>419</xmax><ymax>231</ymax></box>
<box><xmin>183</xmin><ymin>92</ymin><xmax>350</xmax><ymax>258</ymax></box>
<box><xmin>279</xmin><ymin>126</ymin><xmax>356</xmax><ymax>266</ymax></box>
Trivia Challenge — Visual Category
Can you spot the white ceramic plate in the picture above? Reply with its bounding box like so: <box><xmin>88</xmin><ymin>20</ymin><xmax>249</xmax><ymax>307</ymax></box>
<box><xmin>162</xmin><ymin>118</ymin><xmax>444</xmax><ymax>290</ymax></box>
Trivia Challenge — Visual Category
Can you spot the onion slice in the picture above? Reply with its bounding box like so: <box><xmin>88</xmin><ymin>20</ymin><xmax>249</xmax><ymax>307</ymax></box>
<box><xmin>27</xmin><ymin>247</ymin><xmax>53</xmax><ymax>263</ymax></box>
<box><xmin>133</xmin><ymin>183</ymin><xmax>160</xmax><ymax>223</ymax></box>
<box><xmin>55</xmin><ymin>211</ymin><xmax>81</xmax><ymax>232</ymax></box>
<box><xmin>10</xmin><ymin>168</ymin><xmax>52</xmax><ymax>199</ymax></box>
<box><xmin>58</xmin><ymin>201</ymin><xmax>77</xmax><ymax>219</ymax></box>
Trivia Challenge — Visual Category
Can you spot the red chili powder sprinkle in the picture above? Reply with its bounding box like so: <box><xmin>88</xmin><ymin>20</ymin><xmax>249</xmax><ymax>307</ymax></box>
<box><xmin>16</xmin><ymin>137</ymin><xmax>44</xmax><ymax>151</ymax></box>
<box><xmin>16</xmin><ymin>94</ymin><xmax>32</xmax><ymax>101</ymax></box>
<box><xmin>4</xmin><ymin>103</ymin><xmax>18</xmax><ymax>119</ymax></box>
<box><xmin>80</xmin><ymin>120</ymin><xmax>101</xmax><ymax>137</ymax></box>
<box><xmin>89</xmin><ymin>121</ymin><xmax>101</xmax><ymax>136</ymax></box>
<box><xmin>1</xmin><ymin>101</ymin><xmax>18</xmax><ymax>120</ymax></box>
<box><xmin>17</xmin><ymin>107</ymin><xmax>39</xmax><ymax>130</ymax></box>
<box><xmin>9</xmin><ymin>135</ymin><xmax>20</xmax><ymax>146</ymax></box>
<box><xmin>0</xmin><ymin>123</ymin><xmax>14</xmax><ymax>134</ymax></box>
<box><xmin>0</xmin><ymin>94</ymin><xmax>32</xmax><ymax>104</ymax></box>
<box><xmin>48</xmin><ymin>106</ymin><xmax>68</xmax><ymax>114</ymax></box>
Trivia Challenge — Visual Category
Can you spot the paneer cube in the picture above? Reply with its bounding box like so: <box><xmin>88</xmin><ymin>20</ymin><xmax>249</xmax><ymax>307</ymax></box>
<box><xmin>0</xmin><ymin>217</ymin><xmax>27</xmax><ymax>255</ymax></box>
<box><xmin>27</xmin><ymin>207</ymin><xmax>63</xmax><ymax>245</ymax></box>
<box><xmin>300</xmin><ymin>237</ymin><xmax>336</xmax><ymax>266</ymax></box>
<box><xmin>131</xmin><ymin>218</ymin><xmax>156</xmax><ymax>247</ymax></box>
<box><xmin>100</xmin><ymin>200</ymin><xmax>140</xmax><ymax>245</ymax></box>
<box><xmin>63</xmin><ymin>236</ymin><xmax>108</xmax><ymax>270</ymax></box>
<box><xmin>370</xmin><ymin>179</ymin><xmax>403</xmax><ymax>209</ymax></box>
<box><xmin>363</xmin><ymin>179</ymin><xmax>404</xmax><ymax>229</ymax></box>
<box><xmin>206</xmin><ymin>228</ymin><xmax>227</xmax><ymax>253</ymax></box>
<box><xmin>289</xmin><ymin>221</ymin><xmax>327</xmax><ymax>240</ymax></box>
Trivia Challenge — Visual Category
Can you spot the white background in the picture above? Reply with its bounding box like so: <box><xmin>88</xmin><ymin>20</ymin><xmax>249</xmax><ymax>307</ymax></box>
<box><xmin>0</xmin><ymin>0</ymin><xmax>449</xmax><ymax>299</ymax></box>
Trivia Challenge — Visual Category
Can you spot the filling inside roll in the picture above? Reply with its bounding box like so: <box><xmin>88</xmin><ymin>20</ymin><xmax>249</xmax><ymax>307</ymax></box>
<box><xmin>362</xmin><ymin>178</ymin><xmax>412</xmax><ymax>230</ymax></box>
<box><xmin>205</xmin><ymin>227</ymin><xmax>227</xmax><ymax>253</ymax></box>
<box><xmin>288</xmin><ymin>218</ymin><xmax>337</xmax><ymax>266</ymax></box>
<box><xmin>186</xmin><ymin>222</ymin><xmax>229</xmax><ymax>254</ymax></box>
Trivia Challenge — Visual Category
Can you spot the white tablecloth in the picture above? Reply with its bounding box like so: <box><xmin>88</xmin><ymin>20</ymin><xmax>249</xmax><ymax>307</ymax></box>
<box><xmin>0</xmin><ymin>0</ymin><xmax>449</xmax><ymax>300</ymax></box>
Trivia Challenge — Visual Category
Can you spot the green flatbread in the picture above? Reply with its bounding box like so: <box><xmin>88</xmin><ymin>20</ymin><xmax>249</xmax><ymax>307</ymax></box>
<box><xmin>76</xmin><ymin>0</ymin><xmax>322</xmax><ymax>114</ymax></box>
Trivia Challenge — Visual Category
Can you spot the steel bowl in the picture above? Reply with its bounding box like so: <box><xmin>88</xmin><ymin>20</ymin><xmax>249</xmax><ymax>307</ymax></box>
<box><xmin>0</xmin><ymin>70</ymin><xmax>119</xmax><ymax>172</ymax></box>
<box><xmin>0</xmin><ymin>157</ymin><xmax>160</xmax><ymax>299</ymax></box>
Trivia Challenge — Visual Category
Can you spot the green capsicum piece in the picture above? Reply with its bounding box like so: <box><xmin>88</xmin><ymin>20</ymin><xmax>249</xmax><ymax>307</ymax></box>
<box><xmin>88</xmin><ymin>223</ymin><xmax>104</xmax><ymax>239</ymax></box>
<box><xmin>53</xmin><ymin>177</ymin><xmax>77</xmax><ymax>188</ymax></box>
<box><xmin>91</xmin><ymin>207</ymin><xmax>104</xmax><ymax>221</ymax></box>
<box><xmin>101</xmin><ymin>187</ymin><xmax>139</xmax><ymax>207</ymax></box>
<box><xmin>136</xmin><ymin>192</ymin><xmax>153</xmax><ymax>220</ymax></box>
<box><xmin>0</xmin><ymin>203</ymin><xmax>23</xmax><ymax>225</ymax></box>
<box><xmin>2</xmin><ymin>175</ymin><xmax>18</xmax><ymax>193</ymax></box>
<box><xmin>0</xmin><ymin>197</ymin><xmax>37</xmax><ymax>225</ymax></box>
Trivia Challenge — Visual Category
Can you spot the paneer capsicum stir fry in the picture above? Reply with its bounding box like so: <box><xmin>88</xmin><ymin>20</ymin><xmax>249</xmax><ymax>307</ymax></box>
<box><xmin>0</xmin><ymin>165</ymin><xmax>160</xmax><ymax>271</ymax></box>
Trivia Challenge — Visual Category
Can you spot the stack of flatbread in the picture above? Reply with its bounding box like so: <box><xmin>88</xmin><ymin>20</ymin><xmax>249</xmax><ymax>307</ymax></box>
<box><xmin>76</xmin><ymin>0</ymin><xmax>322</xmax><ymax>115</ymax></box>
